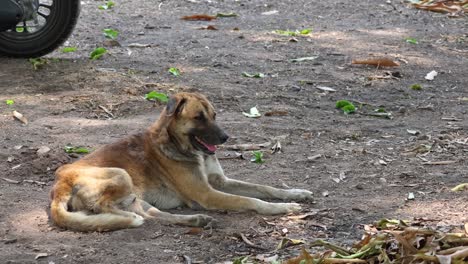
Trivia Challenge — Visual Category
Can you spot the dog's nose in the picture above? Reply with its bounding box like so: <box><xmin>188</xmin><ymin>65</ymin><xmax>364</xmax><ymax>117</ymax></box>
<box><xmin>220</xmin><ymin>133</ymin><xmax>229</xmax><ymax>143</ymax></box>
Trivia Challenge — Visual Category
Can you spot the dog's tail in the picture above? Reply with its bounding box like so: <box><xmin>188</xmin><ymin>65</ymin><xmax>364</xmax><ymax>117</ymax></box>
<box><xmin>50</xmin><ymin>197</ymin><xmax>143</xmax><ymax>232</ymax></box>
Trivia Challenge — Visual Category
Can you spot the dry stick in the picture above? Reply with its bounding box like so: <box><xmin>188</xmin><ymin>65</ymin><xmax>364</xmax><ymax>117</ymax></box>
<box><xmin>181</xmin><ymin>255</ymin><xmax>192</xmax><ymax>264</ymax></box>
<box><xmin>322</xmin><ymin>258</ymin><xmax>367</xmax><ymax>264</ymax></box>
<box><xmin>239</xmin><ymin>233</ymin><xmax>267</xmax><ymax>250</ymax></box>
<box><xmin>219</xmin><ymin>142</ymin><xmax>271</xmax><ymax>151</ymax></box>
<box><xmin>310</xmin><ymin>240</ymin><xmax>350</xmax><ymax>256</ymax></box>
<box><xmin>451</xmin><ymin>247</ymin><xmax>468</xmax><ymax>260</ymax></box>
<box><xmin>2</xmin><ymin>178</ymin><xmax>20</xmax><ymax>184</ymax></box>
<box><xmin>98</xmin><ymin>105</ymin><xmax>114</xmax><ymax>118</ymax></box>
<box><xmin>423</xmin><ymin>160</ymin><xmax>457</xmax><ymax>165</ymax></box>
<box><xmin>438</xmin><ymin>246</ymin><xmax>468</xmax><ymax>255</ymax></box>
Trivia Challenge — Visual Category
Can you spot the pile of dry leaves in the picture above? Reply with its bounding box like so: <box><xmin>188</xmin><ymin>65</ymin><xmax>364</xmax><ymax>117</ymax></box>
<box><xmin>408</xmin><ymin>0</ymin><xmax>468</xmax><ymax>17</ymax></box>
<box><xmin>285</xmin><ymin>219</ymin><xmax>468</xmax><ymax>264</ymax></box>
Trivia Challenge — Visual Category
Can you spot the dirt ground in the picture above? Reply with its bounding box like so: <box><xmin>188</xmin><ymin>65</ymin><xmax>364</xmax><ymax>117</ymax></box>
<box><xmin>0</xmin><ymin>0</ymin><xmax>467</xmax><ymax>263</ymax></box>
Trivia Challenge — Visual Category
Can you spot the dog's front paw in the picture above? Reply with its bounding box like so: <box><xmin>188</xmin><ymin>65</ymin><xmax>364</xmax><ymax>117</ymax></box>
<box><xmin>188</xmin><ymin>214</ymin><xmax>214</xmax><ymax>227</ymax></box>
<box><xmin>130</xmin><ymin>214</ymin><xmax>145</xmax><ymax>227</ymax></box>
<box><xmin>259</xmin><ymin>202</ymin><xmax>302</xmax><ymax>215</ymax></box>
<box><xmin>285</xmin><ymin>189</ymin><xmax>314</xmax><ymax>201</ymax></box>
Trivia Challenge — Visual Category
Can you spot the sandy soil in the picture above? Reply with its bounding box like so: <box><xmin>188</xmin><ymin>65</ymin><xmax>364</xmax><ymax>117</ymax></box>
<box><xmin>0</xmin><ymin>0</ymin><xmax>467</xmax><ymax>263</ymax></box>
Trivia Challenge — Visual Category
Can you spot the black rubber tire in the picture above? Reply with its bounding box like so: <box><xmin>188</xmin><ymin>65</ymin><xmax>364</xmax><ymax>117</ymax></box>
<box><xmin>0</xmin><ymin>0</ymin><xmax>80</xmax><ymax>58</ymax></box>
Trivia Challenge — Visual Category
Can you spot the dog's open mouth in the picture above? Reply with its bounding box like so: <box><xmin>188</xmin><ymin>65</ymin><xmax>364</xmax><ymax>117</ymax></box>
<box><xmin>192</xmin><ymin>135</ymin><xmax>217</xmax><ymax>154</ymax></box>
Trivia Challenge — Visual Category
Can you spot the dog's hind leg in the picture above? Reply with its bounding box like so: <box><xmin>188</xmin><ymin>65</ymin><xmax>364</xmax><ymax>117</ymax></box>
<box><xmin>72</xmin><ymin>167</ymin><xmax>144</xmax><ymax>222</ymax></box>
<box><xmin>205</xmin><ymin>156</ymin><xmax>313</xmax><ymax>201</ymax></box>
<box><xmin>138</xmin><ymin>199</ymin><xmax>213</xmax><ymax>227</ymax></box>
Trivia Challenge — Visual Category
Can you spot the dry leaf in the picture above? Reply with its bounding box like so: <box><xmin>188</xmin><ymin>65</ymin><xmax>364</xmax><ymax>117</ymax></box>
<box><xmin>181</xmin><ymin>14</ymin><xmax>217</xmax><ymax>21</ymax></box>
<box><xmin>37</xmin><ymin>146</ymin><xmax>51</xmax><ymax>156</ymax></box>
<box><xmin>412</xmin><ymin>0</ymin><xmax>468</xmax><ymax>15</ymax></box>
<box><xmin>425</xmin><ymin>70</ymin><xmax>438</xmax><ymax>80</ymax></box>
<box><xmin>451</xmin><ymin>183</ymin><xmax>468</xmax><ymax>191</ymax></box>
<box><xmin>198</xmin><ymin>25</ymin><xmax>218</xmax><ymax>30</ymax></box>
<box><xmin>285</xmin><ymin>247</ymin><xmax>314</xmax><ymax>264</ymax></box>
<box><xmin>185</xmin><ymin>227</ymin><xmax>203</xmax><ymax>235</ymax></box>
<box><xmin>277</xmin><ymin>238</ymin><xmax>305</xmax><ymax>250</ymax></box>
<box><xmin>352</xmin><ymin>58</ymin><xmax>400</xmax><ymax>67</ymax></box>
<box><xmin>35</xmin><ymin>253</ymin><xmax>48</xmax><ymax>260</ymax></box>
<box><xmin>13</xmin><ymin>110</ymin><xmax>28</xmax><ymax>124</ymax></box>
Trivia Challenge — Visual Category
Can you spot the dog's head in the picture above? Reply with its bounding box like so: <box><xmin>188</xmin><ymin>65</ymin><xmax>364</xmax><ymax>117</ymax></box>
<box><xmin>163</xmin><ymin>92</ymin><xmax>229</xmax><ymax>155</ymax></box>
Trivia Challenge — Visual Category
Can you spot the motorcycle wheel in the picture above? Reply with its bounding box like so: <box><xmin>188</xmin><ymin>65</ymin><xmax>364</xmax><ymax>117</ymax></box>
<box><xmin>0</xmin><ymin>0</ymin><xmax>80</xmax><ymax>58</ymax></box>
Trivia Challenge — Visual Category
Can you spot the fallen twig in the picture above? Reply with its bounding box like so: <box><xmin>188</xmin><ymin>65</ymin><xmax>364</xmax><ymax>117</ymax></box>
<box><xmin>2</xmin><ymin>178</ymin><xmax>20</xmax><ymax>184</ymax></box>
<box><xmin>238</xmin><ymin>233</ymin><xmax>267</xmax><ymax>250</ymax></box>
<box><xmin>423</xmin><ymin>160</ymin><xmax>457</xmax><ymax>165</ymax></box>
<box><xmin>322</xmin><ymin>258</ymin><xmax>367</xmax><ymax>263</ymax></box>
<box><xmin>219</xmin><ymin>142</ymin><xmax>271</xmax><ymax>151</ymax></box>
<box><xmin>310</xmin><ymin>239</ymin><xmax>350</xmax><ymax>256</ymax></box>
<box><xmin>98</xmin><ymin>105</ymin><xmax>115</xmax><ymax>118</ymax></box>
<box><xmin>181</xmin><ymin>255</ymin><xmax>192</xmax><ymax>264</ymax></box>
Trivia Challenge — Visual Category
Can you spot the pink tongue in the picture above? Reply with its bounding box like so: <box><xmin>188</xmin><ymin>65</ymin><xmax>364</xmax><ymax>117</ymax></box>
<box><xmin>200</xmin><ymin>141</ymin><xmax>217</xmax><ymax>152</ymax></box>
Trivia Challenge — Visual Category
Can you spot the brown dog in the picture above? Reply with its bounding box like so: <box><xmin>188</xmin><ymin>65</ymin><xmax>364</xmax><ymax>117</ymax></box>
<box><xmin>49</xmin><ymin>92</ymin><xmax>313</xmax><ymax>231</ymax></box>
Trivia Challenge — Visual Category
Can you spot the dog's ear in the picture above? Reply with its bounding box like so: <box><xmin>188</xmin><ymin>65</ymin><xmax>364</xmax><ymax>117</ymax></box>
<box><xmin>166</xmin><ymin>95</ymin><xmax>187</xmax><ymax>116</ymax></box>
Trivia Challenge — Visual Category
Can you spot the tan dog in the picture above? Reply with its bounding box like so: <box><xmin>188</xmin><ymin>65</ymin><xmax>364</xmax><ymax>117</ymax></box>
<box><xmin>49</xmin><ymin>92</ymin><xmax>313</xmax><ymax>231</ymax></box>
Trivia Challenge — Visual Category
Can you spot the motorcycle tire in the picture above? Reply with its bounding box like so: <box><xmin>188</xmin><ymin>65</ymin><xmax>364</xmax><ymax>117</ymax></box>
<box><xmin>0</xmin><ymin>0</ymin><xmax>80</xmax><ymax>58</ymax></box>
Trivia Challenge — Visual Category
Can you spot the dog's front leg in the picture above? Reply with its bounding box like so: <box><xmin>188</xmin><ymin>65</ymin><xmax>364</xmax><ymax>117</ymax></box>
<box><xmin>176</xmin><ymin>171</ymin><xmax>302</xmax><ymax>215</ymax></box>
<box><xmin>205</xmin><ymin>156</ymin><xmax>313</xmax><ymax>201</ymax></box>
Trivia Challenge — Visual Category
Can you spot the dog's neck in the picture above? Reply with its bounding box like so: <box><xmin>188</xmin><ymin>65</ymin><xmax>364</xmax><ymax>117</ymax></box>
<box><xmin>145</xmin><ymin>115</ymin><xmax>201</xmax><ymax>163</ymax></box>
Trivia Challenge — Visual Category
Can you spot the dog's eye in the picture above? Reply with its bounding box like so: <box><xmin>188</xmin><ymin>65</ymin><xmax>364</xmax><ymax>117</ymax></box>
<box><xmin>194</xmin><ymin>112</ymin><xmax>205</xmax><ymax>121</ymax></box>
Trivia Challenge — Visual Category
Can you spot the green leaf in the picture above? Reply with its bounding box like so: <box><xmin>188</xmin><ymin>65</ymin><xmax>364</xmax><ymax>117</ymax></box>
<box><xmin>90</xmin><ymin>47</ymin><xmax>107</xmax><ymax>60</ymax></box>
<box><xmin>64</xmin><ymin>145</ymin><xmax>90</xmax><ymax>154</ymax></box>
<box><xmin>29</xmin><ymin>58</ymin><xmax>48</xmax><ymax>70</ymax></box>
<box><xmin>375</xmin><ymin>219</ymin><xmax>408</xmax><ymax>229</ymax></box>
<box><xmin>242</xmin><ymin>106</ymin><xmax>261</xmax><ymax>118</ymax></box>
<box><xmin>375</xmin><ymin>107</ymin><xmax>386</xmax><ymax>113</ymax></box>
<box><xmin>336</xmin><ymin>100</ymin><xmax>356</xmax><ymax>114</ymax></box>
<box><xmin>274</xmin><ymin>28</ymin><xmax>312</xmax><ymax>36</ymax></box>
<box><xmin>342</xmin><ymin>104</ymin><xmax>356</xmax><ymax>114</ymax></box>
<box><xmin>216</xmin><ymin>12</ymin><xmax>238</xmax><ymax>17</ymax></box>
<box><xmin>168</xmin><ymin>67</ymin><xmax>180</xmax><ymax>76</ymax></box>
<box><xmin>335</xmin><ymin>100</ymin><xmax>352</xmax><ymax>109</ymax></box>
<box><xmin>232</xmin><ymin>256</ymin><xmax>249</xmax><ymax>264</ymax></box>
<box><xmin>410</xmin><ymin>84</ymin><xmax>422</xmax><ymax>90</ymax></box>
<box><xmin>99</xmin><ymin>1</ymin><xmax>115</xmax><ymax>10</ymax></box>
<box><xmin>16</xmin><ymin>27</ymin><xmax>24</xmax><ymax>33</ymax></box>
<box><xmin>5</xmin><ymin>99</ymin><xmax>14</xmax><ymax>106</ymax></box>
<box><xmin>103</xmin><ymin>28</ymin><xmax>119</xmax><ymax>39</ymax></box>
<box><xmin>144</xmin><ymin>91</ymin><xmax>169</xmax><ymax>103</ymax></box>
<box><xmin>405</xmin><ymin>37</ymin><xmax>418</xmax><ymax>44</ymax></box>
<box><xmin>251</xmin><ymin>151</ymin><xmax>264</xmax><ymax>164</ymax></box>
<box><xmin>274</xmin><ymin>29</ymin><xmax>297</xmax><ymax>36</ymax></box>
<box><xmin>242</xmin><ymin>72</ymin><xmax>264</xmax><ymax>78</ymax></box>
<box><xmin>62</xmin><ymin>47</ymin><xmax>77</xmax><ymax>53</ymax></box>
